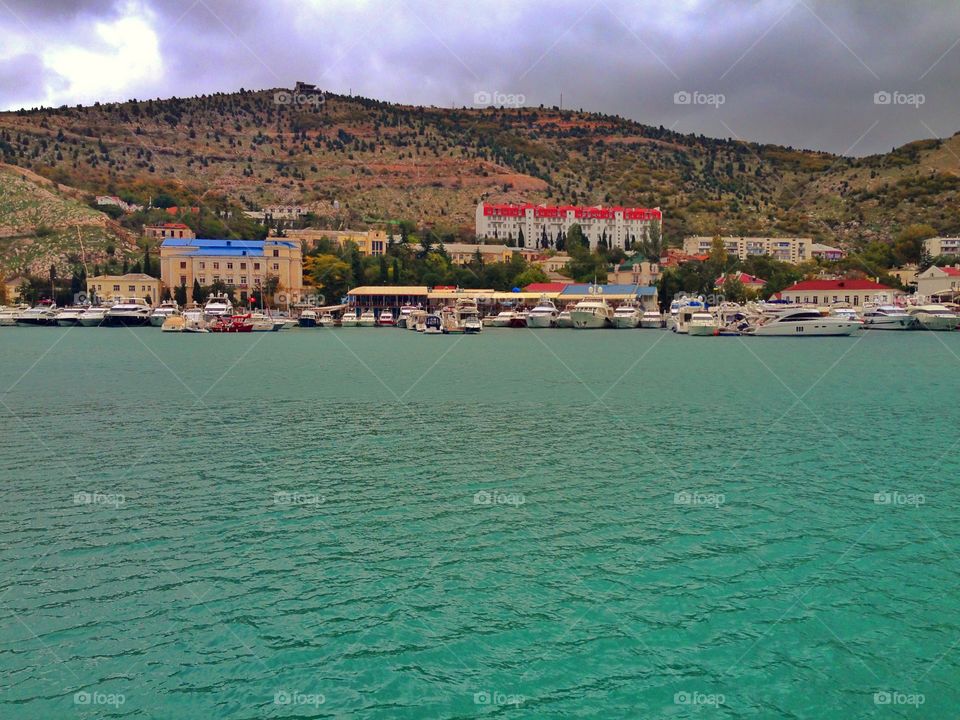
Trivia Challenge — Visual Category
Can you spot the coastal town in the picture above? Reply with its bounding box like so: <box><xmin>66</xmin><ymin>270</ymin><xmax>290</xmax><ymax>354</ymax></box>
<box><xmin>3</xmin><ymin>200</ymin><xmax>960</xmax><ymax>335</ymax></box>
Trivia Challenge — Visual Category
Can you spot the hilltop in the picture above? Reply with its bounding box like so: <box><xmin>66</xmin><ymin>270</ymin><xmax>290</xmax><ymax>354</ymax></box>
<box><xmin>0</xmin><ymin>86</ymin><xmax>957</xmax><ymax>278</ymax></box>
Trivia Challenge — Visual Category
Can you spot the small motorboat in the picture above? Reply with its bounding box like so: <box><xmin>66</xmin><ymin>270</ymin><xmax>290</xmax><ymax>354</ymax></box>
<box><xmin>424</xmin><ymin>313</ymin><xmax>444</xmax><ymax>334</ymax></box>
<box><xmin>377</xmin><ymin>310</ymin><xmax>395</xmax><ymax>327</ymax></box>
<box><xmin>209</xmin><ymin>313</ymin><xmax>254</xmax><ymax>333</ymax></box>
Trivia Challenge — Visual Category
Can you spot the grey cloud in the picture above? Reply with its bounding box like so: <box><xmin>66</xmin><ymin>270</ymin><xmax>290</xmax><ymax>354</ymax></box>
<box><xmin>0</xmin><ymin>0</ymin><xmax>958</xmax><ymax>155</ymax></box>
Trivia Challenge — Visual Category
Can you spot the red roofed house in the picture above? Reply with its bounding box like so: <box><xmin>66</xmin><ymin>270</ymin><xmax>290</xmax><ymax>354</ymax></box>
<box><xmin>715</xmin><ymin>273</ymin><xmax>766</xmax><ymax>291</ymax></box>
<box><xmin>144</xmin><ymin>222</ymin><xmax>196</xmax><ymax>241</ymax></box>
<box><xmin>916</xmin><ymin>265</ymin><xmax>960</xmax><ymax>299</ymax></box>
<box><xmin>777</xmin><ymin>279</ymin><xmax>902</xmax><ymax>306</ymax></box>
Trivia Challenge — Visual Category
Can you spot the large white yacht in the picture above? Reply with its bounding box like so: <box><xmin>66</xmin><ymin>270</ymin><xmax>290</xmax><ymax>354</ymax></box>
<box><xmin>672</xmin><ymin>297</ymin><xmax>707</xmax><ymax>334</ymax></box>
<box><xmin>396</xmin><ymin>305</ymin><xmax>418</xmax><ymax>329</ymax></box>
<box><xmin>202</xmin><ymin>293</ymin><xmax>233</xmax><ymax>321</ymax></box>
<box><xmin>341</xmin><ymin>311</ymin><xmax>362</xmax><ymax>327</ymax></box>
<box><xmin>556</xmin><ymin>303</ymin><xmax>576</xmax><ymax>328</ymax></box>
<box><xmin>0</xmin><ymin>306</ymin><xmax>25</xmax><ymax>326</ymax></box>
<box><xmin>78</xmin><ymin>306</ymin><xmax>107</xmax><ymax>327</ymax></box>
<box><xmin>746</xmin><ymin>307</ymin><xmax>859</xmax><ymax>336</ymax></box>
<box><xmin>456</xmin><ymin>298</ymin><xmax>483</xmax><ymax>333</ymax></box>
<box><xmin>357</xmin><ymin>309</ymin><xmax>377</xmax><ymax>327</ymax></box>
<box><xmin>55</xmin><ymin>306</ymin><xmax>88</xmax><ymax>327</ymax></box>
<box><xmin>687</xmin><ymin>311</ymin><xmax>719</xmax><ymax>336</ymax></box>
<box><xmin>102</xmin><ymin>298</ymin><xmax>152</xmax><ymax>327</ymax></box>
<box><xmin>862</xmin><ymin>305</ymin><xmax>915</xmax><ymax>330</ymax></box>
<box><xmin>640</xmin><ymin>310</ymin><xmax>662</xmax><ymax>328</ymax></box>
<box><xmin>612</xmin><ymin>301</ymin><xmax>641</xmax><ymax>329</ymax></box>
<box><xmin>16</xmin><ymin>303</ymin><xmax>58</xmax><ymax>326</ymax></box>
<box><xmin>491</xmin><ymin>309</ymin><xmax>516</xmax><ymax>327</ymax></box>
<box><xmin>570</xmin><ymin>288</ymin><xmax>614</xmax><ymax>329</ymax></box>
<box><xmin>527</xmin><ymin>296</ymin><xmax>559</xmax><ymax>328</ymax></box>
<box><xmin>906</xmin><ymin>304</ymin><xmax>958</xmax><ymax>331</ymax></box>
<box><xmin>149</xmin><ymin>300</ymin><xmax>180</xmax><ymax>327</ymax></box>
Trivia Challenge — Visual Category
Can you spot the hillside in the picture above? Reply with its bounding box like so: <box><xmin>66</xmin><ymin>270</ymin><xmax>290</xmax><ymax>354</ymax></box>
<box><xmin>0</xmin><ymin>86</ymin><xmax>957</xmax><ymax>278</ymax></box>
<box><xmin>0</xmin><ymin>164</ymin><xmax>138</xmax><ymax>278</ymax></box>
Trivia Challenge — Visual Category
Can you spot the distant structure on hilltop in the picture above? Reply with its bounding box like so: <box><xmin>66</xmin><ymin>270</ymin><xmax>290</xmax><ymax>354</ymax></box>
<box><xmin>475</xmin><ymin>203</ymin><xmax>661</xmax><ymax>251</ymax></box>
<box><xmin>682</xmin><ymin>236</ymin><xmax>844</xmax><ymax>264</ymax></box>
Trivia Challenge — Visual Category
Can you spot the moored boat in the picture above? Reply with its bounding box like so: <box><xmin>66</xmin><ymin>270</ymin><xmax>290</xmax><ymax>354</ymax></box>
<box><xmin>906</xmin><ymin>304</ymin><xmax>958</xmax><ymax>331</ymax></box>
<box><xmin>862</xmin><ymin>305</ymin><xmax>915</xmax><ymax>330</ymax></box>
<box><xmin>527</xmin><ymin>296</ymin><xmax>559</xmax><ymax>328</ymax></box>
<box><xmin>357</xmin><ymin>309</ymin><xmax>377</xmax><ymax>327</ymax></box>
<box><xmin>612</xmin><ymin>301</ymin><xmax>641</xmax><ymax>329</ymax></box>
<box><xmin>298</xmin><ymin>309</ymin><xmax>318</xmax><ymax>328</ymax></box>
<box><xmin>687</xmin><ymin>311</ymin><xmax>720</xmax><ymax>336</ymax></box>
<box><xmin>640</xmin><ymin>310</ymin><xmax>662</xmax><ymax>328</ymax></box>
<box><xmin>55</xmin><ymin>306</ymin><xmax>88</xmax><ymax>327</ymax></box>
<box><xmin>423</xmin><ymin>313</ymin><xmax>444</xmax><ymax>334</ymax></box>
<box><xmin>745</xmin><ymin>307</ymin><xmax>859</xmax><ymax>336</ymax></box>
<box><xmin>102</xmin><ymin>298</ymin><xmax>152</xmax><ymax>327</ymax></box>
<box><xmin>377</xmin><ymin>310</ymin><xmax>395</xmax><ymax>327</ymax></box>
<box><xmin>15</xmin><ymin>302</ymin><xmax>58</xmax><ymax>326</ymax></box>
<box><xmin>149</xmin><ymin>301</ymin><xmax>180</xmax><ymax>327</ymax></box>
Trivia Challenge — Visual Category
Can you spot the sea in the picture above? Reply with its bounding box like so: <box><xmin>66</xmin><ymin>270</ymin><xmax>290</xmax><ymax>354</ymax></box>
<box><xmin>0</xmin><ymin>327</ymin><xmax>957</xmax><ymax>718</ymax></box>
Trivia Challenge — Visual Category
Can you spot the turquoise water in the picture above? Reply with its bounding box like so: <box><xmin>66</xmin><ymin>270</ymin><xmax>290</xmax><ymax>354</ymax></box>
<box><xmin>0</xmin><ymin>327</ymin><xmax>958</xmax><ymax>718</ymax></box>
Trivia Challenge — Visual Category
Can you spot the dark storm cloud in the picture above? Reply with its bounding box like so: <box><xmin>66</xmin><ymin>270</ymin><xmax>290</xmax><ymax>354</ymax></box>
<box><xmin>0</xmin><ymin>0</ymin><xmax>958</xmax><ymax>155</ymax></box>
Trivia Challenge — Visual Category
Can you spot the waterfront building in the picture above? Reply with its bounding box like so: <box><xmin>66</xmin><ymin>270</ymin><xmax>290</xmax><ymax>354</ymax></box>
<box><xmin>475</xmin><ymin>203</ymin><xmax>662</xmax><ymax>251</ymax></box>
<box><xmin>924</xmin><ymin>237</ymin><xmax>960</xmax><ymax>258</ymax></box>
<box><xmin>558</xmin><ymin>283</ymin><xmax>658</xmax><ymax>310</ymax></box>
<box><xmin>87</xmin><ymin>273</ymin><xmax>162</xmax><ymax>304</ymax></box>
<box><xmin>608</xmin><ymin>255</ymin><xmax>659</xmax><ymax>287</ymax></box>
<box><xmin>347</xmin><ymin>285</ymin><xmax>430</xmax><ymax>310</ymax></box>
<box><xmin>682</xmin><ymin>236</ymin><xmax>815</xmax><ymax>263</ymax></box>
<box><xmin>144</xmin><ymin>222</ymin><xmax>195</xmax><ymax>241</ymax></box>
<box><xmin>916</xmin><ymin>265</ymin><xmax>960</xmax><ymax>299</ymax></box>
<box><xmin>159</xmin><ymin>238</ymin><xmax>303</xmax><ymax>300</ymax></box>
<box><xmin>777</xmin><ymin>279</ymin><xmax>901</xmax><ymax>306</ymax></box>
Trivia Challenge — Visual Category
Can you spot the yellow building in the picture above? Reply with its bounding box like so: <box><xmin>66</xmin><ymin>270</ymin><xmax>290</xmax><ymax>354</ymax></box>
<box><xmin>442</xmin><ymin>243</ymin><xmax>514</xmax><ymax>265</ymax></box>
<box><xmin>159</xmin><ymin>238</ymin><xmax>303</xmax><ymax>301</ymax></box>
<box><xmin>282</xmin><ymin>229</ymin><xmax>391</xmax><ymax>256</ymax></box>
<box><xmin>88</xmin><ymin>274</ymin><xmax>163</xmax><ymax>305</ymax></box>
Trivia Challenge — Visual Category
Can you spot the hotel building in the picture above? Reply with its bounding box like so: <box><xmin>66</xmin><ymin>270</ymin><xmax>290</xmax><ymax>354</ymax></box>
<box><xmin>159</xmin><ymin>238</ymin><xmax>303</xmax><ymax>300</ymax></box>
<box><xmin>475</xmin><ymin>203</ymin><xmax>662</xmax><ymax>251</ymax></box>
<box><xmin>924</xmin><ymin>237</ymin><xmax>960</xmax><ymax>257</ymax></box>
<box><xmin>683</xmin><ymin>236</ymin><xmax>817</xmax><ymax>263</ymax></box>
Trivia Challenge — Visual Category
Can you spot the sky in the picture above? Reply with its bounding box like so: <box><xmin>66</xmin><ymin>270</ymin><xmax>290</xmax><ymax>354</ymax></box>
<box><xmin>0</xmin><ymin>0</ymin><xmax>957</xmax><ymax>156</ymax></box>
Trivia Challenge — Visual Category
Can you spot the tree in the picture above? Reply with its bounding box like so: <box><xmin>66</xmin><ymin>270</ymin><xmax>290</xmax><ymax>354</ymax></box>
<box><xmin>174</xmin><ymin>282</ymin><xmax>187</xmax><ymax>306</ymax></box>
<box><xmin>305</xmin><ymin>254</ymin><xmax>350</xmax><ymax>301</ymax></box>
<box><xmin>639</xmin><ymin>220</ymin><xmax>663</xmax><ymax>261</ymax></box>
<box><xmin>262</xmin><ymin>274</ymin><xmax>281</xmax><ymax>304</ymax></box>
<box><xmin>142</xmin><ymin>242</ymin><xmax>152</xmax><ymax>276</ymax></box>
<box><xmin>893</xmin><ymin>224</ymin><xmax>936</xmax><ymax>266</ymax></box>
<box><xmin>192</xmin><ymin>278</ymin><xmax>203</xmax><ymax>304</ymax></box>
<box><xmin>566</xmin><ymin>224</ymin><xmax>587</xmax><ymax>252</ymax></box>
<box><xmin>350</xmin><ymin>248</ymin><xmax>365</xmax><ymax>286</ymax></box>
<box><xmin>517</xmin><ymin>227</ymin><xmax>525</xmax><ymax>248</ymax></box>
<box><xmin>513</xmin><ymin>266</ymin><xmax>549</xmax><ymax>288</ymax></box>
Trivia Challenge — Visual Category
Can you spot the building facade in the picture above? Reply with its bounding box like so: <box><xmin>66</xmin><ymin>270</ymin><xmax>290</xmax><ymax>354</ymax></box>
<box><xmin>87</xmin><ymin>273</ymin><xmax>162</xmax><ymax>304</ymax></box>
<box><xmin>777</xmin><ymin>279</ymin><xmax>901</xmax><ymax>306</ymax></box>
<box><xmin>442</xmin><ymin>243</ymin><xmax>513</xmax><ymax>265</ymax></box>
<box><xmin>144</xmin><ymin>222</ymin><xmax>195</xmax><ymax>241</ymax></box>
<box><xmin>281</xmin><ymin>229</ymin><xmax>392</xmax><ymax>256</ymax></box>
<box><xmin>924</xmin><ymin>237</ymin><xmax>960</xmax><ymax>257</ymax></box>
<box><xmin>683</xmin><ymin>236</ymin><xmax>814</xmax><ymax>263</ymax></box>
<box><xmin>159</xmin><ymin>238</ymin><xmax>303</xmax><ymax>300</ymax></box>
<box><xmin>607</xmin><ymin>255</ymin><xmax>659</xmax><ymax>287</ymax></box>
<box><xmin>916</xmin><ymin>265</ymin><xmax>960</xmax><ymax>299</ymax></box>
<box><xmin>476</xmin><ymin>203</ymin><xmax>662</xmax><ymax>251</ymax></box>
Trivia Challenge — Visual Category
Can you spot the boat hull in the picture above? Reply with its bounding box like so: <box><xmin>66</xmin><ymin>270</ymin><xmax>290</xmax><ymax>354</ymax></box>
<box><xmin>527</xmin><ymin>315</ymin><xmax>555</xmax><ymax>328</ymax></box>
<box><xmin>100</xmin><ymin>315</ymin><xmax>152</xmax><ymax>327</ymax></box>
<box><xmin>15</xmin><ymin>318</ymin><xmax>57</xmax><ymax>326</ymax></box>
<box><xmin>863</xmin><ymin>316</ymin><xmax>915</xmax><ymax>330</ymax></box>
<box><xmin>570</xmin><ymin>311</ymin><xmax>612</xmax><ymax>329</ymax></box>
<box><xmin>688</xmin><ymin>324</ymin><xmax>718</xmax><ymax>336</ymax></box>
<box><xmin>298</xmin><ymin>318</ymin><xmax>318</xmax><ymax>328</ymax></box>
<box><xmin>507</xmin><ymin>317</ymin><xmax>528</xmax><ymax>328</ymax></box>
<box><xmin>914</xmin><ymin>315</ymin><xmax>957</xmax><ymax>331</ymax></box>
<box><xmin>751</xmin><ymin>321</ymin><xmax>858</xmax><ymax>336</ymax></box>
<box><xmin>56</xmin><ymin>318</ymin><xmax>81</xmax><ymax>327</ymax></box>
<box><xmin>613</xmin><ymin>316</ymin><xmax>639</xmax><ymax>329</ymax></box>
<box><xmin>640</xmin><ymin>319</ymin><xmax>662</xmax><ymax>328</ymax></box>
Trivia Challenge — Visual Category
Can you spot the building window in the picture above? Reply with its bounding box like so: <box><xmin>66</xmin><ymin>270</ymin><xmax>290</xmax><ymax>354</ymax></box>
<box><xmin>227</xmin><ymin>262</ymin><xmax>233</xmax><ymax>269</ymax></box>
<box><xmin>240</xmin><ymin>263</ymin><xmax>246</xmax><ymax>270</ymax></box>
<box><xmin>113</xmin><ymin>284</ymin><xmax>120</xmax><ymax>291</ymax></box>
<box><xmin>254</xmin><ymin>263</ymin><xmax>261</xmax><ymax>270</ymax></box>
<box><xmin>240</xmin><ymin>276</ymin><xmax>247</xmax><ymax>285</ymax></box>
<box><xmin>213</xmin><ymin>262</ymin><xmax>219</xmax><ymax>270</ymax></box>
<box><xmin>273</xmin><ymin>249</ymin><xmax>279</xmax><ymax>257</ymax></box>
<box><xmin>227</xmin><ymin>277</ymin><xmax>234</xmax><ymax>285</ymax></box>
<box><xmin>272</xmin><ymin>263</ymin><xmax>279</xmax><ymax>270</ymax></box>
<box><xmin>180</xmin><ymin>261</ymin><xmax>186</xmax><ymax>269</ymax></box>
<box><xmin>199</xmin><ymin>277</ymin><xmax>205</xmax><ymax>284</ymax></box>
<box><xmin>853</xmin><ymin>296</ymin><xmax>859</xmax><ymax>306</ymax></box>
<box><xmin>128</xmin><ymin>286</ymin><xmax>135</xmax><ymax>292</ymax></box>
<box><xmin>179</xmin><ymin>276</ymin><xmax>187</xmax><ymax>285</ymax></box>
<box><xmin>200</xmin><ymin>262</ymin><xmax>205</xmax><ymax>269</ymax></box>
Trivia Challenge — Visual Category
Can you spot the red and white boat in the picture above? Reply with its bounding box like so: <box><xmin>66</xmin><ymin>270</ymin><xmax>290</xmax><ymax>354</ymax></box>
<box><xmin>377</xmin><ymin>310</ymin><xmax>395</xmax><ymax>326</ymax></box>
<box><xmin>209</xmin><ymin>313</ymin><xmax>254</xmax><ymax>333</ymax></box>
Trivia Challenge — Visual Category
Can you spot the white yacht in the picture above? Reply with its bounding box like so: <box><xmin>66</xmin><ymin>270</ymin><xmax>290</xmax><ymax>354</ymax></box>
<box><xmin>55</xmin><ymin>306</ymin><xmax>88</xmax><ymax>327</ymax></box>
<box><xmin>829</xmin><ymin>306</ymin><xmax>862</xmax><ymax>324</ymax></box>
<box><xmin>249</xmin><ymin>312</ymin><xmax>283</xmax><ymax>332</ymax></box>
<box><xmin>456</xmin><ymin>298</ymin><xmax>483</xmax><ymax>333</ymax></box>
<box><xmin>556</xmin><ymin>304</ymin><xmax>575</xmax><ymax>328</ymax></box>
<box><xmin>527</xmin><ymin>296</ymin><xmax>559</xmax><ymax>328</ymax></box>
<box><xmin>396</xmin><ymin>305</ymin><xmax>418</xmax><ymax>329</ymax></box>
<box><xmin>15</xmin><ymin>303</ymin><xmax>58</xmax><ymax>326</ymax></box>
<box><xmin>0</xmin><ymin>306</ymin><xmax>25</xmax><ymax>326</ymax></box>
<box><xmin>102</xmin><ymin>298</ymin><xmax>152</xmax><ymax>327</ymax></box>
<box><xmin>746</xmin><ymin>307</ymin><xmax>859</xmax><ymax>336</ymax></box>
<box><xmin>78</xmin><ymin>306</ymin><xmax>107</xmax><ymax>327</ymax></box>
<box><xmin>182</xmin><ymin>307</ymin><xmax>208</xmax><ymax>332</ymax></box>
<box><xmin>862</xmin><ymin>305</ymin><xmax>915</xmax><ymax>330</ymax></box>
<box><xmin>640</xmin><ymin>310</ymin><xmax>662</xmax><ymax>329</ymax></box>
<box><xmin>687</xmin><ymin>311</ymin><xmax>719</xmax><ymax>336</ymax></box>
<box><xmin>319</xmin><ymin>312</ymin><xmax>336</xmax><ymax>327</ymax></box>
<box><xmin>423</xmin><ymin>313</ymin><xmax>444</xmax><ymax>334</ymax></box>
<box><xmin>906</xmin><ymin>305</ymin><xmax>958</xmax><ymax>331</ymax></box>
<box><xmin>341</xmin><ymin>311</ymin><xmax>362</xmax><ymax>327</ymax></box>
<box><xmin>149</xmin><ymin>301</ymin><xmax>180</xmax><ymax>327</ymax></box>
<box><xmin>672</xmin><ymin>298</ymin><xmax>708</xmax><ymax>334</ymax></box>
<box><xmin>570</xmin><ymin>288</ymin><xmax>614</xmax><ymax>329</ymax></box>
<box><xmin>357</xmin><ymin>309</ymin><xmax>377</xmax><ymax>327</ymax></box>
<box><xmin>202</xmin><ymin>293</ymin><xmax>233</xmax><ymax>321</ymax></box>
<box><xmin>408</xmin><ymin>308</ymin><xmax>428</xmax><ymax>332</ymax></box>
<box><xmin>377</xmin><ymin>310</ymin><xmax>395</xmax><ymax>327</ymax></box>
<box><xmin>612</xmin><ymin>301</ymin><xmax>641</xmax><ymax>329</ymax></box>
<box><xmin>491</xmin><ymin>309</ymin><xmax>516</xmax><ymax>327</ymax></box>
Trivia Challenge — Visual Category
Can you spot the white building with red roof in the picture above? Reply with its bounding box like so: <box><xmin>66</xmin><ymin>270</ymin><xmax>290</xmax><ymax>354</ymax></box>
<box><xmin>777</xmin><ymin>279</ymin><xmax>902</xmax><ymax>306</ymax></box>
<box><xmin>475</xmin><ymin>202</ymin><xmax>661</xmax><ymax>251</ymax></box>
<box><xmin>715</xmin><ymin>273</ymin><xmax>766</xmax><ymax>291</ymax></box>
<box><xmin>916</xmin><ymin>265</ymin><xmax>960</xmax><ymax>299</ymax></box>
